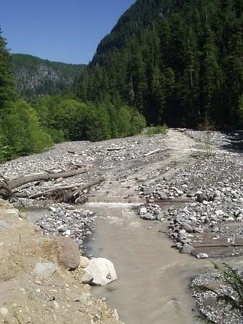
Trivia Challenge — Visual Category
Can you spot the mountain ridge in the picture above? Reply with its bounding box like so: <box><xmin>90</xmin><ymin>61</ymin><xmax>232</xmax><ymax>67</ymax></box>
<box><xmin>12</xmin><ymin>53</ymin><xmax>86</xmax><ymax>98</ymax></box>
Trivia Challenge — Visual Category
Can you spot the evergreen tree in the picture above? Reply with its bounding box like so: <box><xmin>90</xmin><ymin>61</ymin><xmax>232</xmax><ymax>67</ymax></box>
<box><xmin>76</xmin><ymin>0</ymin><xmax>243</xmax><ymax>130</ymax></box>
<box><xmin>0</xmin><ymin>28</ymin><xmax>17</xmax><ymax>110</ymax></box>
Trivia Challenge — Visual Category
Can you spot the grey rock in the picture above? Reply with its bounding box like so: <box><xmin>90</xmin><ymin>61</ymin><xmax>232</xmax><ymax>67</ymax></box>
<box><xmin>56</xmin><ymin>236</ymin><xmax>80</xmax><ymax>270</ymax></box>
<box><xmin>193</xmin><ymin>227</ymin><xmax>204</xmax><ymax>234</ymax></box>
<box><xmin>33</xmin><ymin>262</ymin><xmax>57</xmax><ymax>277</ymax></box>
<box><xmin>180</xmin><ymin>245</ymin><xmax>195</xmax><ymax>254</ymax></box>
<box><xmin>140</xmin><ymin>213</ymin><xmax>156</xmax><ymax>220</ymax></box>
<box><xmin>196</xmin><ymin>193</ymin><xmax>207</xmax><ymax>203</ymax></box>
<box><xmin>181</xmin><ymin>222</ymin><xmax>193</xmax><ymax>233</ymax></box>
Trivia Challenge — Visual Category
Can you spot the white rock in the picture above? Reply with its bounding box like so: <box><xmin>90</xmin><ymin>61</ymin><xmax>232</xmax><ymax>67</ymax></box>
<box><xmin>65</xmin><ymin>229</ymin><xmax>71</xmax><ymax>236</ymax></box>
<box><xmin>0</xmin><ymin>308</ymin><xmax>8</xmax><ymax>315</ymax></box>
<box><xmin>215</xmin><ymin>209</ymin><xmax>224</xmax><ymax>216</ymax></box>
<box><xmin>82</xmin><ymin>257</ymin><xmax>117</xmax><ymax>286</ymax></box>
<box><xmin>139</xmin><ymin>207</ymin><xmax>147</xmax><ymax>215</ymax></box>
<box><xmin>196</xmin><ymin>253</ymin><xmax>209</xmax><ymax>259</ymax></box>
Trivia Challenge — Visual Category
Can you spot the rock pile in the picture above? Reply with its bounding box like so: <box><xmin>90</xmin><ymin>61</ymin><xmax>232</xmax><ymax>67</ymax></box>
<box><xmin>191</xmin><ymin>269</ymin><xmax>243</xmax><ymax>323</ymax></box>
<box><xmin>35</xmin><ymin>203</ymin><xmax>96</xmax><ymax>254</ymax></box>
<box><xmin>137</xmin><ymin>150</ymin><xmax>243</xmax><ymax>258</ymax></box>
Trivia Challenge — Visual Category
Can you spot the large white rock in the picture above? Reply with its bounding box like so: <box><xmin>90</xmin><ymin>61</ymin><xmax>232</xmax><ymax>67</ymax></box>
<box><xmin>82</xmin><ymin>257</ymin><xmax>117</xmax><ymax>286</ymax></box>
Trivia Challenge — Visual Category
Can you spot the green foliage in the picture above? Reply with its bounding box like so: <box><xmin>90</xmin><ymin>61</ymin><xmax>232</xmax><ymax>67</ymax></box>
<box><xmin>144</xmin><ymin>124</ymin><xmax>168</xmax><ymax>136</ymax></box>
<box><xmin>0</xmin><ymin>29</ymin><xmax>54</xmax><ymax>163</ymax></box>
<box><xmin>2</xmin><ymin>100</ymin><xmax>53</xmax><ymax>159</ymax></box>
<box><xmin>33</xmin><ymin>95</ymin><xmax>146</xmax><ymax>143</ymax></box>
<box><xmin>195</xmin><ymin>261</ymin><xmax>243</xmax><ymax>322</ymax></box>
<box><xmin>0</xmin><ymin>29</ymin><xmax>17</xmax><ymax>108</ymax></box>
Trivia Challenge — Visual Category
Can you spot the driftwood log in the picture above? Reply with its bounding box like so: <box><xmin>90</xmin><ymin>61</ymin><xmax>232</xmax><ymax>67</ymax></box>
<box><xmin>29</xmin><ymin>177</ymin><xmax>105</xmax><ymax>203</ymax></box>
<box><xmin>0</xmin><ymin>166</ymin><xmax>105</xmax><ymax>204</ymax></box>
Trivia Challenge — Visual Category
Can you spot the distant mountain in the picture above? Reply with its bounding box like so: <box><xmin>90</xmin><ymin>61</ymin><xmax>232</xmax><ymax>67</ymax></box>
<box><xmin>12</xmin><ymin>54</ymin><xmax>86</xmax><ymax>98</ymax></box>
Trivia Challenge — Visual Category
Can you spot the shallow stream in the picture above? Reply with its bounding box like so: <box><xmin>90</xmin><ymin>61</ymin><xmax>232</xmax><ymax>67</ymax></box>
<box><xmin>84</xmin><ymin>202</ymin><xmax>208</xmax><ymax>324</ymax></box>
<box><xmin>25</xmin><ymin>202</ymin><xmax>208</xmax><ymax>323</ymax></box>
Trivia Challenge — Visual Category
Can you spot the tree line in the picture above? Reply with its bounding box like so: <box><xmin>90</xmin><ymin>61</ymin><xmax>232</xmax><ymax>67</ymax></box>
<box><xmin>78</xmin><ymin>0</ymin><xmax>243</xmax><ymax>130</ymax></box>
<box><xmin>0</xmin><ymin>29</ymin><xmax>145</xmax><ymax>163</ymax></box>
<box><xmin>1</xmin><ymin>0</ymin><xmax>243</xmax><ymax>162</ymax></box>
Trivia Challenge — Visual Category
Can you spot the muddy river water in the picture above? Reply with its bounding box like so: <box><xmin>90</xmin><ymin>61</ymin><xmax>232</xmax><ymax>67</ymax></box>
<box><xmin>85</xmin><ymin>202</ymin><xmax>208</xmax><ymax>324</ymax></box>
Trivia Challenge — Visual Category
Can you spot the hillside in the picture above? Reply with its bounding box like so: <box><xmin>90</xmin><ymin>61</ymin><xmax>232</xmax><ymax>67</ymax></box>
<box><xmin>12</xmin><ymin>53</ymin><xmax>86</xmax><ymax>98</ymax></box>
<box><xmin>78</xmin><ymin>0</ymin><xmax>243</xmax><ymax>130</ymax></box>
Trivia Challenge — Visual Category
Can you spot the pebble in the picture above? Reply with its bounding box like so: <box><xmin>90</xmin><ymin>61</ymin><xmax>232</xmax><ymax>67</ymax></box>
<box><xmin>33</xmin><ymin>262</ymin><xmax>57</xmax><ymax>277</ymax></box>
<box><xmin>35</xmin><ymin>204</ymin><xmax>95</xmax><ymax>254</ymax></box>
<box><xmin>0</xmin><ymin>128</ymin><xmax>242</xmax><ymax>322</ymax></box>
<box><xmin>196</xmin><ymin>253</ymin><xmax>209</xmax><ymax>259</ymax></box>
<box><xmin>0</xmin><ymin>308</ymin><xmax>8</xmax><ymax>315</ymax></box>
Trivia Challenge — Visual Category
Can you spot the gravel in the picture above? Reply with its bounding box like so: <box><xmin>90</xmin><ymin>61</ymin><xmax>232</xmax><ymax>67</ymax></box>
<box><xmin>1</xmin><ymin>128</ymin><xmax>243</xmax><ymax>322</ymax></box>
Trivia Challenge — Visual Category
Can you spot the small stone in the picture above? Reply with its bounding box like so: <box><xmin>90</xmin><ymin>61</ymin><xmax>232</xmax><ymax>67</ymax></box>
<box><xmin>139</xmin><ymin>207</ymin><xmax>147</xmax><ymax>215</ymax></box>
<box><xmin>196</xmin><ymin>253</ymin><xmax>209</xmax><ymax>259</ymax></box>
<box><xmin>140</xmin><ymin>213</ymin><xmax>156</xmax><ymax>220</ymax></box>
<box><xmin>181</xmin><ymin>222</ymin><xmax>193</xmax><ymax>233</ymax></box>
<box><xmin>193</xmin><ymin>227</ymin><xmax>204</xmax><ymax>234</ymax></box>
<box><xmin>0</xmin><ymin>307</ymin><xmax>8</xmax><ymax>315</ymax></box>
<box><xmin>196</xmin><ymin>193</ymin><xmax>207</xmax><ymax>203</ymax></box>
<box><xmin>180</xmin><ymin>245</ymin><xmax>194</xmax><ymax>254</ymax></box>
<box><xmin>33</xmin><ymin>262</ymin><xmax>57</xmax><ymax>277</ymax></box>
<box><xmin>80</xmin><ymin>256</ymin><xmax>90</xmax><ymax>268</ymax></box>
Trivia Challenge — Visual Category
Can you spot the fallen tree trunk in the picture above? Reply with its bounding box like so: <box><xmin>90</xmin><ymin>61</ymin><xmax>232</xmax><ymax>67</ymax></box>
<box><xmin>0</xmin><ymin>166</ymin><xmax>94</xmax><ymax>201</ymax></box>
<box><xmin>8</xmin><ymin>168</ymin><xmax>91</xmax><ymax>190</ymax></box>
<box><xmin>192</xmin><ymin>241</ymin><xmax>243</xmax><ymax>248</ymax></box>
<box><xmin>29</xmin><ymin>177</ymin><xmax>105</xmax><ymax>200</ymax></box>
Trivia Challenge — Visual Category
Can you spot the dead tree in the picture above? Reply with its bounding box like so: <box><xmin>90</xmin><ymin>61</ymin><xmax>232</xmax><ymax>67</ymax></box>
<box><xmin>0</xmin><ymin>166</ymin><xmax>104</xmax><ymax>204</ymax></box>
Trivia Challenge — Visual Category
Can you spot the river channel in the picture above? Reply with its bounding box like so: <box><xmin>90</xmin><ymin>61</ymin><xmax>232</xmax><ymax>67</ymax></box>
<box><xmin>84</xmin><ymin>202</ymin><xmax>208</xmax><ymax>324</ymax></box>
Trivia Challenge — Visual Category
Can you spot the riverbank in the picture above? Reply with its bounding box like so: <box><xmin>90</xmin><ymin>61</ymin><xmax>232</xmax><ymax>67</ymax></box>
<box><xmin>0</xmin><ymin>128</ymin><xmax>242</xmax><ymax>323</ymax></box>
<box><xmin>0</xmin><ymin>199</ymin><xmax>121</xmax><ymax>324</ymax></box>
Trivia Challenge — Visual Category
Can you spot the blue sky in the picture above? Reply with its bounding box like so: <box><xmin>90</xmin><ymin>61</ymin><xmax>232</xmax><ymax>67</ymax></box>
<box><xmin>0</xmin><ymin>0</ymin><xmax>136</xmax><ymax>64</ymax></box>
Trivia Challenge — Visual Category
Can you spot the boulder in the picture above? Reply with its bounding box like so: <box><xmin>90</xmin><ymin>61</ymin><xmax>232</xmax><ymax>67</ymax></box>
<box><xmin>82</xmin><ymin>257</ymin><xmax>117</xmax><ymax>286</ymax></box>
<box><xmin>56</xmin><ymin>236</ymin><xmax>80</xmax><ymax>270</ymax></box>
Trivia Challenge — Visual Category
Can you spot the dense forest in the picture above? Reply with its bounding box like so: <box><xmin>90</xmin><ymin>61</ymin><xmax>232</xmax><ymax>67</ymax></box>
<box><xmin>1</xmin><ymin>0</ymin><xmax>243</xmax><ymax>162</ymax></box>
<box><xmin>12</xmin><ymin>54</ymin><xmax>86</xmax><ymax>99</ymax></box>
<box><xmin>78</xmin><ymin>0</ymin><xmax>243</xmax><ymax>130</ymax></box>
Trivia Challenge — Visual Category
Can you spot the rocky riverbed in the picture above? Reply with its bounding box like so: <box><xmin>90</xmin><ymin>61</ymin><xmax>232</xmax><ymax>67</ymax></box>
<box><xmin>0</xmin><ymin>128</ymin><xmax>243</xmax><ymax>323</ymax></box>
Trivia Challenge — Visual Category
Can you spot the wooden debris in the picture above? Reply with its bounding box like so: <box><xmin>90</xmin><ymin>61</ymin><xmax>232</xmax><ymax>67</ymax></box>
<box><xmin>29</xmin><ymin>177</ymin><xmax>105</xmax><ymax>203</ymax></box>
<box><xmin>106</xmin><ymin>147</ymin><xmax>123</xmax><ymax>151</ymax></box>
<box><xmin>0</xmin><ymin>165</ymin><xmax>101</xmax><ymax>203</ymax></box>
<box><xmin>144</xmin><ymin>148</ymin><xmax>160</xmax><ymax>157</ymax></box>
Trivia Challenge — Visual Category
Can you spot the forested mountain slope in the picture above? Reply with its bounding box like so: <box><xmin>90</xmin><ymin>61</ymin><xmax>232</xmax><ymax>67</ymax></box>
<box><xmin>12</xmin><ymin>54</ymin><xmax>86</xmax><ymax>98</ymax></box>
<box><xmin>78</xmin><ymin>0</ymin><xmax>243</xmax><ymax>130</ymax></box>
